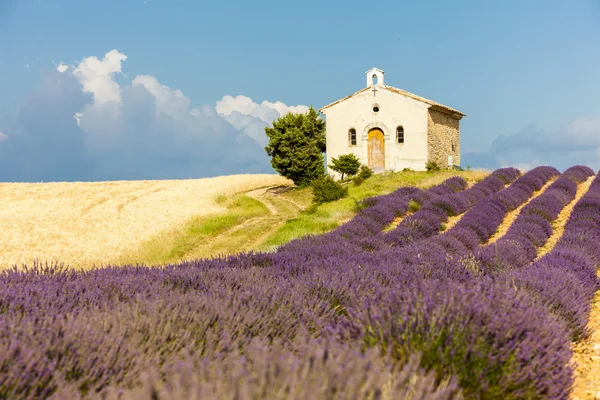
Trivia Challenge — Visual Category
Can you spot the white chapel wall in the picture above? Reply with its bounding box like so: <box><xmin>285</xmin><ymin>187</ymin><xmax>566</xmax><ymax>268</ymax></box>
<box><xmin>324</xmin><ymin>88</ymin><xmax>430</xmax><ymax>177</ymax></box>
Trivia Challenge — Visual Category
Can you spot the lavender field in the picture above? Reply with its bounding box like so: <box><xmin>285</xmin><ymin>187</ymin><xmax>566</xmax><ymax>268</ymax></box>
<box><xmin>2</xmin><ymin>165</ymin><xmax>600</xmax><ymax>399</ymax></box>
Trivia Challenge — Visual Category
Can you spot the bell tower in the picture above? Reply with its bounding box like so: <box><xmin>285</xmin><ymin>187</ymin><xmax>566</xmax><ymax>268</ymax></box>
<box><xmin>366</xmin><ymin>67</ymin><xmax>384</xmax><ymax>87</ymax></box>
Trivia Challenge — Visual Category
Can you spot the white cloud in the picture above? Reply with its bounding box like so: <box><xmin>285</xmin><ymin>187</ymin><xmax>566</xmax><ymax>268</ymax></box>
<box><xmin>24</xmin><ymin>64</ymin><xmax>29</xmax><ymax>68</ymax></box>
<box><xmin>66</xmin><ymin>50</ymin><xmax>309</xmax><ymax>147</ymax></box>
<box><xmin>57</xmin><ymin>62</ymin><xmax>69</xmax><ymax>73</ymax></box>
<box><xmin>0</xmin><ymin>131</ymin><xmax>6</xmax><ymax>142</ymax></box>
<box><xmin>73</xmin><ymin>112</ymin><xmax>83</xmax><ymax>126</ymax></box>
<box><xmin>564</xmin><ymin>117</ymin><xmax>600</xmax><ymax>147</ymax></box>
<box><xmin>0</xmin><ymin>49</ymin><xmax>311</xmax><ymax>181</ymax></box>
<box><xmin>216</xmin><ymin>95</ymin><xmax>309</xmax><ymax>124</ymax></box>
<box><xmin>464</xmin><ymin>118</ymin><xmax>600</xmax><ymax>171</ymax></box>
<box><xmin>132</xmin><ymin>75</ymin><xmax>191</xmax><ymax>119</ymax></box>
<box><xmin>72</xmin><ymin>49</ymin><xmax>127</xmax><ymax>105</ymax></box>
<box><xmin>215</xmin><ymin>94</ymin><xmax>310</xmax><ymax>145</ymax></box>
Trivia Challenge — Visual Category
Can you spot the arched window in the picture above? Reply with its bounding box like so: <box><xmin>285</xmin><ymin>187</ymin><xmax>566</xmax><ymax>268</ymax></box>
<box><xmin>396</xmin><ymin>126</ymin><xmax>404</xmax><ymax>144</ymax></box>
<box><xmin>372</xmin><ymin>74</ymin><xmax>378</xmax><ymax>85</ymax></box>
<box><xmin>348</xmin><ymin>128</ymin><xmax>357</xmax><ymax>146</ymax></box>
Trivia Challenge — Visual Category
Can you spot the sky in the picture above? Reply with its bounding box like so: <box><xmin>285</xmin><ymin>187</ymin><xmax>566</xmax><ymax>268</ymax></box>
<box><xmin>1</xmin><ymin>0</ymin><xmax>600</xmax><ymax>181</ymax></box>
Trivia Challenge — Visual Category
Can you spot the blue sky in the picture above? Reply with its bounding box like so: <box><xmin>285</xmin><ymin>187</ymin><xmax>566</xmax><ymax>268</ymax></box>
<box><xmin>1</xmin><ymin>0</ymin><xmax>600</xmax><ymax>181</ymax></box>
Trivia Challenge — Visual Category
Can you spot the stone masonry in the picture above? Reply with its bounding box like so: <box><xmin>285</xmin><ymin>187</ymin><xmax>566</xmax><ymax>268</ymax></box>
<box><xmin>427</xmin><ymin>109</ymin><xmax>461</xmax><ymax>167</ymax></box>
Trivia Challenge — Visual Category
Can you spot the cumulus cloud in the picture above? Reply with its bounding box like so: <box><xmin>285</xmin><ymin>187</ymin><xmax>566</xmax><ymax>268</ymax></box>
<box><xmin>216</xmin><ymin>95</ymin><xmax>310</xmax><ymax>146</ymax></box>
<box><xmin>57</xmin><ymin>62</ymin><xmax>69</xmax><ymax>73</ymax></box>
<box><xmin>463</xmin><ymin>119</ymin><xmax>600</xmax><ymax>171</ymax></box>
<box><xmin>0</xmin><ymin>49</ymin><xmax>309</xmax><ymax>182</ymax></box>
<box><xmin>216</xmin><ymin>95</ymin><xmax>309</xmax><ymax>123</ymax></box>
<box><xmin>132</xmin><ymin>75</ymin><xmax>191</xmax><ymax>119</ymax></box>
<box><xmin>72</xmin><ymin>49</ymin><xmax>127</xmax><ymax>105</ymax></box>
<box><xmin>0</xmin><ymin>69</ymin><xmax>94</xmax><ymax>181</ymax></box>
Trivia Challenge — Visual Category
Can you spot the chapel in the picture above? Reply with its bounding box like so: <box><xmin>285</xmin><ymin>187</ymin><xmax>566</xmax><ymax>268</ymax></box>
<box><xmin>319</xmin><ymin>68</ymin><xmax>465</xmax><ymax>174</ymax></box>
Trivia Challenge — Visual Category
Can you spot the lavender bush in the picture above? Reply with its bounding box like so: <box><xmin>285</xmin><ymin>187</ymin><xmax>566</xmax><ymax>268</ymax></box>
<box><xmin>475</xmin><ymin>165</ymin><xmax>594</xmax><ymax>273</ymax></box>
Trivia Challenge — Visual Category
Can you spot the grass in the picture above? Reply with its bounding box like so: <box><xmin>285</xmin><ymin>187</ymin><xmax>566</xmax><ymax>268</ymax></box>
<box><xmin>115</xmin><ymin>194</ymin><xmax>269</xmax><ymax>266</ymax></box>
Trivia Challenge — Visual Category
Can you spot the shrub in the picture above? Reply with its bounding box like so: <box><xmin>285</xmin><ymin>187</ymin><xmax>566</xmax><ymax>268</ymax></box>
<box><xmin>329</xmin><ymin>154</ymin><xmax>361</xmax><ymax>181</ymax></box>
<box><xmin>338</xmin><ymin>280</ymin><xmax>573</xmax><ymax>398</ymax></box>
<box><xmin>425</xmin><ymin>161</ymin><xmax>442</xmax><ymax>172</ymax></box>
<box><xmin>358</xmin><ymin>164</ymin><xmax>373</xmax><ymax>180</ymax></box>
<box><xmin>312</xmin><ymin>176</ymin><xmax>348</xmax><ymax>204</ymax></box>
<box><xmin>408</xmin><ymin>200</ymin><xmax>421</xmax><ymax>212</ymax></box>
<box><xmin>264</xmin><ymin>107</ymin><xmax>326</xmax><ymax>187</ymax></box>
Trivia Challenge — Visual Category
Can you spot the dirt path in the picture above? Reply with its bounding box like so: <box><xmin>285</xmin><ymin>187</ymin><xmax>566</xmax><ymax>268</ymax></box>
<box><xmin>537</xmin><ymin>176</ymin><xmax>594</xmax><ymax>260</ymax></box>
<box><xmin>246</xmin><ymin>187</ymin><xmax>281</xmax><ymax>215</ymax></box>
<box><xmin>487</xmin><ymin>177</ymin><xmax>557</xmax><ymax>245</ymax></box>
<box><xmin>182</xmin><ymin>186</ymin><xmax>301</xmax><ymax>260</ymax></box>
<box><xmin>572</xmin><ymin>288</ymin><xmax>600</xmax><ymax>400</ymax></box>
<box><xmin>568</xmin><ymin>181</ymin><xmax>600</xmax><ymax>398</ymax></box>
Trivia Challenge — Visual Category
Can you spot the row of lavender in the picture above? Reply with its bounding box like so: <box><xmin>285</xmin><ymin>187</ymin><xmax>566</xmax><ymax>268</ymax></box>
<box><xmin>321</xmin><ymin>165</ymin><xmax>560</xmax><ymax>274</ymax></box>
<box><xmin>0</xmin><ymin>166</ymin><xmax>599</xmax><ymax>399</ymax></box>
<box><xmin>379</xmin><ymin>167</ymin><xmax>519</xmax><ymax>248</ymax></box>
<box><xmin>279</xmin><ymin>167</ymin><xmax>520</xmax><ymax>257</ymax></box>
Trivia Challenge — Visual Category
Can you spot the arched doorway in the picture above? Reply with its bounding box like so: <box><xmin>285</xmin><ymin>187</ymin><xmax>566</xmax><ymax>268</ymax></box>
<box><xmin>367</xmin><ymin>128</ymin><xmax>385</xmax><ymax>172</ymax></box>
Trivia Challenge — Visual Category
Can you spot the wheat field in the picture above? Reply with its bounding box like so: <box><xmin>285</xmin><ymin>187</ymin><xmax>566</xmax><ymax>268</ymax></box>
<box><xmin>0</xmin><ymin>174</ymin><xmax>292</xmax><ymax>270</ymax></box>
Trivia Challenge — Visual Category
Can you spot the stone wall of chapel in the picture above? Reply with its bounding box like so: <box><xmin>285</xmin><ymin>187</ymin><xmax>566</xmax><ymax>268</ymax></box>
<box><xmin>427</xmin><ymin>109</ymin><xmax>461</xmax><ymax>167</ymax></box>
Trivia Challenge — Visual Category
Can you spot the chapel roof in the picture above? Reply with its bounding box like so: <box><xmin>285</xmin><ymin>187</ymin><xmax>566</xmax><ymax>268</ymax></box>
<box><xmin>318</xmin><ymin>85</ymin><xmax>466</xmax><ymax>119</ymax></box>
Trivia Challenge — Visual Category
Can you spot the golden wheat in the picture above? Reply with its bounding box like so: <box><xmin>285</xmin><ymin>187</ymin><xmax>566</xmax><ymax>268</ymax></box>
<box><xmin>0</xmin><ymin>174</ymin><xmax>292</xmax><ymax>270</ymax></box>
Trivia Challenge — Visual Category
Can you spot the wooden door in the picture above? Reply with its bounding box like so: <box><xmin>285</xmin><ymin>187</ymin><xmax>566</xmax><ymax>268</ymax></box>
<box><xmin>368</xmin><ymin>128</ymin><xmax>385</xmax><ymax>171</ymax></box>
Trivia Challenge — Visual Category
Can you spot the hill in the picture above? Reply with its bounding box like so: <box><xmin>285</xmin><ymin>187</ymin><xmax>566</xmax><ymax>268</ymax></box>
<box><xmin>0</xmin><ymin>174</ymin><xmax>291</xmax><ymax>270</ymax></box>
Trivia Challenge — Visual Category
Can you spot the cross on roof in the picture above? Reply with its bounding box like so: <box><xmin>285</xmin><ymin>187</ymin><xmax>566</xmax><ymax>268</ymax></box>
<box><xmin>372</xmin><ymin>86</ymin><xmax>377</xmax><ymax>96</ymax></box>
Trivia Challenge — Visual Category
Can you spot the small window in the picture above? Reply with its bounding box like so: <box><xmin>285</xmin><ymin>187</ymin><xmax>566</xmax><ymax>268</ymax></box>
<box><xmin>348</xmin><ymin>128</ymin><xmax>357</xmax><ymax>146</ymax></box>
<box><xmin>373</xmin><ymin>105</ymin><xmax>380</xmax><ymax>112</ymax></box>
<box><xmin>451</xmin><ymin>142</ymin><xmax>455</xmax><ymax>152</ymax></box>
<box><xmin>372</xmin><ymin>74</ymin><xmax>378</xmax><ymax>85</ymax></box>
<box><xmin>396</xmin><ymin>126</ymin><xmax>404</xmax><ymax>144</ymax></box>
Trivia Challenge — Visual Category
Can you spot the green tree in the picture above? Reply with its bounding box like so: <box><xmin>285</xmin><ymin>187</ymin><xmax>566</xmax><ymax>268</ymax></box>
<box><xmin>329</xmin><ymin>153</ymin><xmax>361</xmax><ymax>181</ymax></box>
<box><xmin>312</xmin><ymin>176</ymin><xmax>348</xmax><ymax>204</ymax></box>
<box><xmin>264</xmin><ymin>106</ymin><xmax>326</xmax><ymax>187</ymax></box>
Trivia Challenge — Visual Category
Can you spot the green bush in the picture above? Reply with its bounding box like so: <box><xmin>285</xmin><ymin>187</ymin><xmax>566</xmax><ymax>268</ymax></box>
<box><xmin>353</xmin><ymin>176</ymin><xmax>365</xmax><ymax>186</ymax></box>
<box><xmin>357</xmin><ymin>165</ymin><xmax>373</xmax><ymax>180</ymax></box>
<box><xmin>264</xmin><ymin>107</ymin><xmax>326</xmax><ymax>187</ymax></box>
<box><xmin>408</xmin><ymin>200</ymin><xmax>421</xmax><ymax>212</ymax></box>
<box><xmin>425</xmin><ymin>160</ymin><xmax>442</xmax><ymax>173</ymax></box>
<box><xmin>329</xmin><ymin>154</ymin><xmax>361</xmax><ymax>181</ymax></box>
<box><xmin>312</xmin><ymin>176</ymin><xmax>348</xmax><ymax>204</ymax></box>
